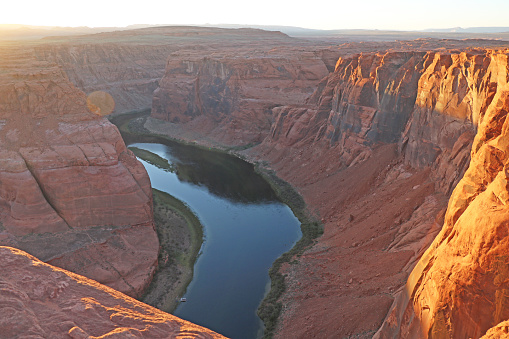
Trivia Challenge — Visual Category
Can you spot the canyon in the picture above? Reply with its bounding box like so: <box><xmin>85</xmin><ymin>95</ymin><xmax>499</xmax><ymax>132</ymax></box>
<box><xmin>2</xmin><ymin>25</ymin><xmax>509</xmax><ymax>338</ymax></box>
<box><xmin>143</xmin><ymin>32</ymin><xmax>509</xmax><ymax>337</ymax></box>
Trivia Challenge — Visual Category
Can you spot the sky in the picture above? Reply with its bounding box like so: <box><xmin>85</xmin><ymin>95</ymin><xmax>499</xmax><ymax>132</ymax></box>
<box><xmin>2</xmin><ymin>0</ymin><xmax>509</xmax><ymax>31</ymax></box>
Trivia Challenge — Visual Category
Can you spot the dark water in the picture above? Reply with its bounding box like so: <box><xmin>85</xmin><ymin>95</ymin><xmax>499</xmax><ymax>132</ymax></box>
<box><xmin>128</xmin><ymin>141</ymin><xmax>301</xmax><ymax>339</ymax></box>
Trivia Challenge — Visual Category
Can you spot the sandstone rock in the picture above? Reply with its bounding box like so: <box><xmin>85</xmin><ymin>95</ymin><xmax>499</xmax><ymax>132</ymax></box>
<box><xmin>143</xmin><ymin>42</ymin><xmax>509</xmax><ymax>337</ymax></box>
<box><xmin>0</xmin><ymin>246</ymin><xmax>225</xmax><ymax>339</ymax></box>
<box><xmin>12</xmin><ymin>29</ymin><xmax>509</xmax><ymax>338</ymax></box>
<box><xmin>376</xmin><ymin>51</ymin><xmax>509</xmax><ymax>339</ymax></box>
<box><xmin>151</xmin><ymin>45</ymin><xmax>509</xmax><ymax>338</ymax></box>
<box><xmin>0</xmin><ymin>49</ymin><xmax>158</xmax><ymax>298</ymax></box>
<box><xmin>152</xmin><ymin>51</ymin><xmax>329</xmax><ymax>145</ymax></box>
<box><xmin>481</xmin><ymin>320</ymin><xmax>509</xmax><ymax>339</ymax></box>
<box><xmin>34</xmin><ymin>26</ymin><xmax>317</xmax><ymax>115</ymax></box>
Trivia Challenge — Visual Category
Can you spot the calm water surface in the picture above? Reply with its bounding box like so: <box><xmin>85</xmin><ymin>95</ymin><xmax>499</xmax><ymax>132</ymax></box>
<box><xmin>129</xmin><ymin>141</ymin><xmax>301</xmax><ymax>339</ymax></box>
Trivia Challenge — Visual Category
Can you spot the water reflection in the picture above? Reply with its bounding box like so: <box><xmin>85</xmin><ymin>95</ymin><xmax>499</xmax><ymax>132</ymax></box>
<box><xmin>127</xmin><ymin>135</ymin><xmax>278</xmax><ymax>204</ymax></box>
<box><xmin>127</xmin><ymin>141</ymin><xmax>302</xmax><ymax>339</ymax></box>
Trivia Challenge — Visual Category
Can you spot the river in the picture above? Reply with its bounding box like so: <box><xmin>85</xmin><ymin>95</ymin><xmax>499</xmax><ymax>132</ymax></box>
<box><xmin>127</xmin><ymin>140</ymin><xmax>302</xmax><ymax>339</ymax></box>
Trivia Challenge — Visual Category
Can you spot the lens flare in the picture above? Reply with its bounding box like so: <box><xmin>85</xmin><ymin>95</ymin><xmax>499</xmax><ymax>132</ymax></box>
<box><xmin>86</xmin><ymin>91</ymin><xmax>115</xmax><ymax>116</ymax></box>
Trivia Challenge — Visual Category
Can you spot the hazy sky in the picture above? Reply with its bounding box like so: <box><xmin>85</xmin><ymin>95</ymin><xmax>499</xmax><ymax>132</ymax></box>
<box><xmin>3</xmin><ymin>0</ymin><xmax>509</xmax><ymax>30</ymax></box>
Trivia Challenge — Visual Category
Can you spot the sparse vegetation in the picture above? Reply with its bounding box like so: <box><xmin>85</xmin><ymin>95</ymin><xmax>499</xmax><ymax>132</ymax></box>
<box><xmin>141</xmin><ymin>189</ymin><xmax>203</xmax><ymax>313</ymax></box>
<box><xmin>112</xmin><ymin>111</ymin><xmax>323</xmax><ymax>337</ymax></box>
<box><xmin>255</xmin><ymin>166</ymin><xmax>323</xmax><ymax>339</ymax></box>
<box><xmin>129</xmin><ymin>147</ymin><xmax>176</xmax><ymax>173</ymax></box>
<box><xmin>225</xmin><ymin>142</ymin><xmax>260</xmax><ymax>152</ymax></box>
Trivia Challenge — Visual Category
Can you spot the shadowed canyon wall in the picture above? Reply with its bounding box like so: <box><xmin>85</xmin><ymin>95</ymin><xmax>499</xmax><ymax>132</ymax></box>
<box><xmin>151</xmin><ymin>51</ymin><xmax>329</xmax><ymax>144</ymax></box>
<box><xmin>33</xmin><ymin>26</ymin><xmax>332</xmax><ymax>115</ymax></box>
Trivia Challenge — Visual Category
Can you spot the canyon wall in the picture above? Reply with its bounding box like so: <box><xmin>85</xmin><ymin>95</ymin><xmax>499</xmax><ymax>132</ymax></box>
<box><xmin>0</xmin><ymin>246</ymin><xmax>225</xmax><ymax>338</ymax></box>
<box><xmin>261</xmin><ymin>50</ymin><xmax>481</xmax><ymax>193</ymax></box>
<box><xmin>33</xmin><ymin>42</ymin><xmax>174</xmax><ymax>114</ymax></box>
<box><xmin>151</xmin><ymin>51</ymin><xmax>330</xmax><ymax>145</ymax></box>
<box><xmin>150</xmin><ymin>42</ymin><xmax>509</xmax><ymax>337</ymax></box>
<box><xmin>0</xmin><ymin>45</ymin><xmax>158</xmax><ymax>298</ymax></box>
<box><xmin>376</xmin><ymin>51</ymin><xmax>509</xmax><ymax>338</ymax></box>
<box><xmin>34</xmin><ymin>26</ymin><xmax>323</xmax><ymax>115</ymax></box>
<box><xmin>4</xmin><ymin>27</ymin><xmax>509</xmax><ymax>338</ymax></box>
<box><xmin>261</xmin><ymin>48</ymin><xmax>509</xmax><ymax>338</ymax></box>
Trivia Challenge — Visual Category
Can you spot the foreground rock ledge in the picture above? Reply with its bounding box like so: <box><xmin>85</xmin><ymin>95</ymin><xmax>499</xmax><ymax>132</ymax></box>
<box><xmin>0</xmin><ymin>246</ymin><xmax>226</xmax><ymax>339</ymax></box>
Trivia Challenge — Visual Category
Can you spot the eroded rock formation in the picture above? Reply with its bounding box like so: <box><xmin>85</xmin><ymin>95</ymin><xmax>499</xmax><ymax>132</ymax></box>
<box><xmin>152</xmin><ymin>51</ymin><xmax>329</xmax><ymax>144</ymax></box>
<box><xmin>0</xmin><ymin>46</ymin><xmax>158</xmax><ymax>298</ymax></box>
<box><xmin>4</xmin><ymin>26</ymin><xmax>509</xmax><ymax>338</ymax></box>
<box><xmin>0</xmin><ymin>246</ymin><xmax>225</xmax><ymax>339</ymax></box>
<box><xmin>149</xmin><ymin>41</ymin><xmax>509</xmax><ymax>338</ymax></box>
<box><xmin>34</xmin><ymin>26</ymin><xmax>324</xmax><ymax>115</ymax></box>
<box><xmin>376</xmin><ymin>50</ymin><xmax>509</xmax><ymax>339</ymax></box>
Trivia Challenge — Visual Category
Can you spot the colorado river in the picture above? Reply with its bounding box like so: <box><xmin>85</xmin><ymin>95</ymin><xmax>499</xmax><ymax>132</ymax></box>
<box><xmin>128</xmin><ymin>140</ymin><xmax>302</xmax><ymax>339</ymax></box>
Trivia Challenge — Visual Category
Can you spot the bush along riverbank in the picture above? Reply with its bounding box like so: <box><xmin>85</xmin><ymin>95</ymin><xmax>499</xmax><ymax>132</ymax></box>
<box><xmin>254</xmin><ymin>167</ymin><xmax>323</xmax><ymax>339</ymax></box>
<box><xmin>110</xmin><ymin>110</ymin><xmax>324</xmax><ymax>338</ymax></box>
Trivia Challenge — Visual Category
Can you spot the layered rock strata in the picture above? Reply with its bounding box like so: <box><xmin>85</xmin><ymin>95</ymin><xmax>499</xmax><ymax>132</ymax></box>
<box><xmin>150</xmin><ymin>44</ymin><xmax>509</xmax><ymax>337</ymax></box>
<box><xmin>4</xmin><ymin>28</ymin><xmax>509</xmax><ymax>338</ymax></box>
<box><xmin>34</xmin><ymin>26</ymin><xmax>325</xmax><ymax>115</ymax></box>
<box><xmin>33</xmin><ymin>43</ymin><xmax>173</xmax><ymax>114</ymax></box>
<box><xmin>0</xmin><ymin>246</ymin><xmax>225</xmax><ymax>339</ymax></box>
<box><xmin>0</xmin><ymin>46</ymin><xmax>158</xmax><ymax>298</ymax></box>
<box><xmin>262</xmin><ymin>49</ymin><xmax>509</xmax><ymax>338</ymax></box>
<box><xmin>152</xmin><ymin>51</ymin><xmax>330</xmax><ymax>144</ymax></box>
<box><xmin>376</xmin><ymin>51</ymin><xmax>509</xmax><ymax>338</ymax></box>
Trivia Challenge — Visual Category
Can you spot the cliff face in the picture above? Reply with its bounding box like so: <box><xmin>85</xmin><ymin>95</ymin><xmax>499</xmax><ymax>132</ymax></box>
<box><xmin>0</xmin><ymin>246</ymin><xmax>225</xmax><ymax>339</ymax></box>
<box><xmin>152</xmin><ymin>51</ymin><xmax>329</xmax><ymax>144</ymax></box>
<box><xmin>0</xmin><ymin>46</ymin><xmax>158</xmax><ymax>298</ymax></box>
<box><xmin>261</xmin><ymin>49</ymin><xmax>509</xmax><ymax>338</ymax></box>
<box><xmin>6</xmin><ymin>28</ymin><xmax>509</xmax><ymax>338</ymax></box>
<box><xmin>263</xmin><ymin>50</ymin><xmax>479</xmax><ymax>193</ymax></box>
<box><xmin>149</xmin><ymin>43</ymin><xmax>509</xmax><ymax>337</ymax></box>
<box><xmin>377</xmin><ymin>51</ymin><xmax>509</xmax><ymax>339</ymax></box>
<box><xmin>34</xmin><ymin>26</ymin><xmax>323</xmax><ymax>116</ymax></box>
<box><xmin>33</xmin><ymin>43</ymin><xmax>174</xmax><ymax>114</ymax></box>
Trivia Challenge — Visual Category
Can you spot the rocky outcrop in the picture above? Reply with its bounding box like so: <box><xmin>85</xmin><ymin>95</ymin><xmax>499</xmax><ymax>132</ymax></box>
<box><xmin>0</xmin><ymin>246</ymin><xmax>225</xmax><ymax>339</ymax></box>
<box><xmin>0</xmin><ymin>47</ymin><xmax>158</xmax><ymax>298</ymax></box>
<box><xmin>263</xmin><ymin>49</ymin><xmax>509</xmax><ymax>339</ymax></box>
<box><xmin>376</xmin><ymin>50</ymin><xmax>509</xmax><ymax>339</ymax></box>
<box><xmin>6</xmin><ymin>28</ymin><xmax>509</xmax><ymax>338</ymax></box>
<box><xmin>262</xmin><ymin>50</ymin><xmax>478</xmax><ymax>192</ymax></box>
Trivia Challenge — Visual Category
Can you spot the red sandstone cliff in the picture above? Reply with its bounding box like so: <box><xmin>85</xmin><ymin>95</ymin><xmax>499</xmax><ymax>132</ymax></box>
<box><xmin>263</xmin><ymin>49</ymin><xmax>509</xmax><ymax>338</ymax></box>
<box><xmin>149</xmin><ymin>41</ymin><xmax>509</xmax><ymax>337</ymax></box>
<box><xmin>34</xmin><ymin>26</ymin><xmax>323</xmax><ymax>115</ymax></box>
<box><xmin>0</xmin><ymin>45</ymin><xmax>158</xmax><ymax>298</ymax></box>
<box><xmin>151</xmin><ymin>51</ymin><xmax>329</xmax><ymax>145</ymax></box>
<box><xmin>0</xmin><ymin>246</ymin><xmax>225</xmax><ymax>338</ymax></box>
<box><xmin>33</xmin><ymin>42</ymin><xmax>173</xmax><ymax>114</ymax></box>
<box><xmin>376</xmin><ymin>51</ymin><xmax>509</xmax><ymax>339</ymax></box>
